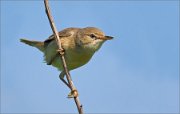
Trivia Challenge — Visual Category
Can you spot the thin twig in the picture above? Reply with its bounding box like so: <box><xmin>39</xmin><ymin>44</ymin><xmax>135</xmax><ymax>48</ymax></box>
<box><xmin>44</xmin><ymin>0</ymin><xmax>83</xmax><ymax>114</ymax></box>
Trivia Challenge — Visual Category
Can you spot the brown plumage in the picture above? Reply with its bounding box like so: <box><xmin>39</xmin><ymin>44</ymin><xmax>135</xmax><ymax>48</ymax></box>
<box><xmin>20</xmin><ymin>27</ymin><xmax>113</xmax><ymax>71</ymax></box>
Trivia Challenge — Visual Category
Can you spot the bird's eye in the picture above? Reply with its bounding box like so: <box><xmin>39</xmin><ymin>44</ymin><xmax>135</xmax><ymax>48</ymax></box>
<box><xmin>90</xmin><ymin>34</ymin><xmax>96</xmax><ymax>39</ymax></box>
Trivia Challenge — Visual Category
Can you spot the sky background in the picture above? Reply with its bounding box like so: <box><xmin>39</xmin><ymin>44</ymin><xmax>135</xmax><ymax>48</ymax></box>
<box><xmin>1</xmin><ymin>0</ymin><xmax>179</xmax><ymax>113</ymax></box>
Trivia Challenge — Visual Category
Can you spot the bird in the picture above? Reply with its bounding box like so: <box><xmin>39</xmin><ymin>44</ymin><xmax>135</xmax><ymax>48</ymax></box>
<box><xmin>20</xmin><ymin>27</ymin><xmax>113</xmax><ymax>97</ymax></box>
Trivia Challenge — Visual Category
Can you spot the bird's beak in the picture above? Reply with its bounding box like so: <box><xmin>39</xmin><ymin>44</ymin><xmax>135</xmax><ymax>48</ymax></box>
<box><xmin>97</xmin><ymin>36</ymin><xmax>113</xmax><ymax>40</ymax></box>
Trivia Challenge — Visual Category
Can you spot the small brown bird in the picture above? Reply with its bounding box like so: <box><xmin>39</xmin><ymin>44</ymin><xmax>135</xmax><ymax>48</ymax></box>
<box><xmin>20</xmin><ymin>27</ymin><xmax>113</xmax><ymax>97</ymax></box>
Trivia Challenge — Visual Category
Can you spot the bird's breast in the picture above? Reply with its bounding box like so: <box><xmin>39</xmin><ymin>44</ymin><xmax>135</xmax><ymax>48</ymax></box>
<box><xmin>44</xmin><ymin>37</ymin><xmax>96</xmax><ymax>70</ymax></box>
<box><xmin>64</xmin><ymin>48</ymin><xmax>94</xmax><ymax>70</ymax></box>
<box><xmin>49</xmin><ymin>47</ymin><xmax>95</xmax><ymax>70</ymax></box>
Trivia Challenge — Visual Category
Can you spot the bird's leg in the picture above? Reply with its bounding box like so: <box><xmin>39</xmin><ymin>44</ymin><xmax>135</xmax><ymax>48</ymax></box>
<box><xmin>59</xmin><ymin>71</ymin><xmax>70</xmax><ymax>89</ymax></box>
<box><xmin>59</xmin><ymin>71</ymin><xmax>78</xmax><ymax>98</ymax></box>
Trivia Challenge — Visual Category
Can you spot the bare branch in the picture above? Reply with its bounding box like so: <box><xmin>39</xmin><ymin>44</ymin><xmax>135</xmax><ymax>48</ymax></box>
<box><xmin>44</xmin><ymin>0</ymin><xmax>83</xmax><ymax>114</ymax></box>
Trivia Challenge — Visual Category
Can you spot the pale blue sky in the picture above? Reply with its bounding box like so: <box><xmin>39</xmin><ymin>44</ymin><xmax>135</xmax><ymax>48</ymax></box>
<box><xmin>1</xmin><ymin>0</ymin><xmax>179</xmax><ymax>113</ymax></box>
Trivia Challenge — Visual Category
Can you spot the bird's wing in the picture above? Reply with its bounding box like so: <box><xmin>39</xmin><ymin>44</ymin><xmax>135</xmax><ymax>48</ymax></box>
<box><xmin>44</xmin><ymin>28</ymin><xmax>80</xmax><ymax>47</ymax></box>
<box><xmin>44</xmin><ymin>28</ymin><xmax>80</xmax><ymax>65</ymax></box>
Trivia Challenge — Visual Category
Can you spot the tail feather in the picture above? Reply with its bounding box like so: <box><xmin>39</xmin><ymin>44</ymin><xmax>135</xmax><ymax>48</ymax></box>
<box><xmin>20</xmin><ymin>39</ymin><xmax>44</xmax><ymax>52</ymax></box>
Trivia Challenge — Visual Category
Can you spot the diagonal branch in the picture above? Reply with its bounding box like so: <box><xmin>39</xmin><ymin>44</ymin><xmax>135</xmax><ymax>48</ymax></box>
<box><xmin>44</xmin><ymin>0</ymin><xmax>83</xmax><ymax>114</ymax></box>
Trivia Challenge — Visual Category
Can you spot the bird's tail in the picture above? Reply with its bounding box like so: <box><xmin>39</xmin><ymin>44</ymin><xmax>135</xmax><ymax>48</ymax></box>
<box><xmin>20</xmin><ymin>38</ymin><xmax>44</xmax><ymax>52</ymax></box>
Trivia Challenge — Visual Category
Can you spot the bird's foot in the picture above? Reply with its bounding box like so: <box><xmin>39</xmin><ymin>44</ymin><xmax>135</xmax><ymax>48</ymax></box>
<box><xmin>57</xmin><ymin>48</ymin><xmax>65</xmax><ymax>55</ymax></box>
<box><xmin>67</xmin><ymin>89</ymin><xmax>78</xmax><ymax>98</ymax></box>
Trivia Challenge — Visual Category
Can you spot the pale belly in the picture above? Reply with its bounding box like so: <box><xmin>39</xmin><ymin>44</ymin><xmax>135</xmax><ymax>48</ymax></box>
<box><xmin>51</xmin><ymin>49</ymin><xmax>94</xmax><ymax>71</ymax></box>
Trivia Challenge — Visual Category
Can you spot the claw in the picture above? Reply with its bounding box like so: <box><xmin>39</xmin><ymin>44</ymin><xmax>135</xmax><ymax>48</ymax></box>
<box><xmin>67</xmin><ymin>89</ymin><xmax>78</xmax><ymax>98</ymax></box>
<box><xmin>57</xmin><ymin>48</ymin><xmax>65</xmax><ymax>55</ymax></box>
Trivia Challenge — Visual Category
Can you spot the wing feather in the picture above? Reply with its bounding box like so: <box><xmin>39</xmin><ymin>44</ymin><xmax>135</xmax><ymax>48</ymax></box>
<box><xmin>44</xmin><ymin>28</ymin><xmax>80</xmax><ymax>65</ymax></box>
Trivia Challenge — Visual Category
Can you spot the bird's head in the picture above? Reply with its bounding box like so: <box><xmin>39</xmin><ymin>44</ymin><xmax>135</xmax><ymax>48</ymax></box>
<box><xmin>76</xmin><ymin>27</ymin><xmax>113</xmax><ymax>51</ymax></box>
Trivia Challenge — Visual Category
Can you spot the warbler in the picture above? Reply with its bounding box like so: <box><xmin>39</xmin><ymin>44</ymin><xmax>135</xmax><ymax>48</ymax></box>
<box><xmin>20</xmin><ymin>27</ymin><xmax>113</xmax><ymax>97</ymax></box>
